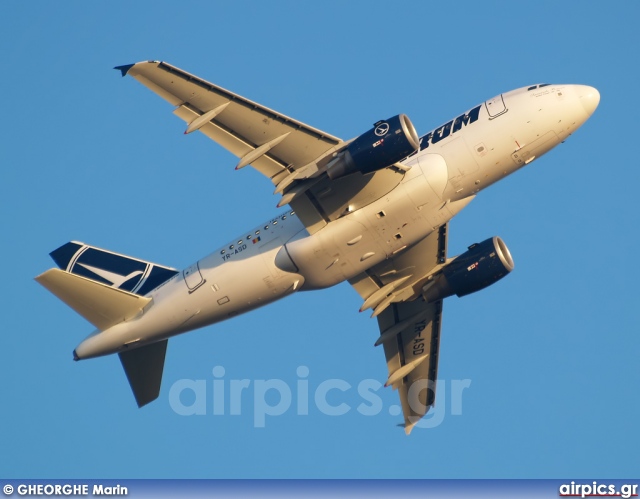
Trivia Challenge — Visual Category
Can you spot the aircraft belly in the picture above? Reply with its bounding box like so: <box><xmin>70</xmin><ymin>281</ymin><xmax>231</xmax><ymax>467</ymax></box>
<box><xmin>286</xmin><ymin>178</ymin><xmax>472</xmax><ymax>290</ymax></box>
<box><xmin>285</xmin><ymin>218</ymin><xmax>387</xmax><ymax>290</ymax></box>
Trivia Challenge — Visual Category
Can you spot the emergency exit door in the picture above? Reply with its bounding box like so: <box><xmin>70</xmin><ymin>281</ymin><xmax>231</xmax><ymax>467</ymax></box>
<box><xmin>183</xmin><ymin>262</ymin><xmax>205</xmax><ymax>292</ymax></box>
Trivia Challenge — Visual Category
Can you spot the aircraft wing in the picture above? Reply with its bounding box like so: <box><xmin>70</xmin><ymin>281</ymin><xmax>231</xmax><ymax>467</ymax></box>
<box><xmin>349</xmin><ymin>224</ymin><xmax>448</xmax><ymax>434</ymax></box>
<box><xmin>117</xmin><ymin>61</ymin><xmax>407</xmax><ymax>234</ymax></box>
<box><xmin>116</xmin><ymin>61</ymin><xmax>343</xmax><ymax>184</ymax></box>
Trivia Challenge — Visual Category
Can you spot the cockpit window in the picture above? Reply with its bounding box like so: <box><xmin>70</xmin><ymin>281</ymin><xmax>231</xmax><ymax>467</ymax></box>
<box><xmin>539</xmin><ymin>83</ymin><xmax>551</xmax><ymax>88</ymax></box>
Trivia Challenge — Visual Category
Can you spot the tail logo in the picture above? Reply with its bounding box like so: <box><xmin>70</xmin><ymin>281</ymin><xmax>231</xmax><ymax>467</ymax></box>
<box><xmin>77</xmin><ymin>263</ymin><xmax>144</xmax><ymax>288</ymax></box>
<box><xmin>49</xmin><ymin>242</ymin><xmax>179</xmax><ymax>297</ymax></box>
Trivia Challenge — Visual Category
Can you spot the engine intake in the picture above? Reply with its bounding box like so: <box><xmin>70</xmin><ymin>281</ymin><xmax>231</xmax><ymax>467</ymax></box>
<box><xmin>422</xmin><ymin>236</ymin><xmax>514</xmax><ymax>303</ymax></box>
<box><xmin>326</xmin><ymin>114</ymin><xmax>419</xmax><ymax>180</ymax></box>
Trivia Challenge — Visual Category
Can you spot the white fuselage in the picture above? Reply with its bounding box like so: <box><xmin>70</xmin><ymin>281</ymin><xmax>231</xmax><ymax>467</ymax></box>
<box><xmin>74</xmin><ymin>84</ymin><xmax>598</xmax><ymax>359</ymax></box>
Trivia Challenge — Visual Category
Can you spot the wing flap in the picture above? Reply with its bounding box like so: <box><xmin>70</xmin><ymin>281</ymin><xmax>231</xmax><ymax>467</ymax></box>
<box><xmin>125</xmin><ymin>61</ymin><xmax>342</xmax><ymax>181</ymax></box>
<box><xmin>378</xmin><ymin>299</ymin><xmax>443</xmax><ymax>434</ymax></box>
<box><xmin>173</xmin><ymin>104</ymin><xmax>288</xmax><ymax>181</ymax></box>
<box><xmin>132</xmin><ymin>74</ymin><xmax>183</xmax><ymax>106</ymax></box>
<box><xmin>350</xmin><ymin>224</ymin><xmax>448</xmax><ymax>316</ymax></box>
<box><xmin>349</xmin><ymin>224</ymin><xmax>448</xmax><ymax>434</ymax></box>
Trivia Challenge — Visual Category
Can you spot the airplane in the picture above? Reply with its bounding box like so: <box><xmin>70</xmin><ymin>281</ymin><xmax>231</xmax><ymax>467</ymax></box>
<box><xmin>35</xmin><ymin>61</ymin><xmax>599</xmax><ymax>434</ymax></box>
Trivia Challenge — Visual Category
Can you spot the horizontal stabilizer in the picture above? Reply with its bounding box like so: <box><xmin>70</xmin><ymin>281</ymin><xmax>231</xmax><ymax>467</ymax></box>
<box><xmin>35</xmin><ymin>269</ymin><xmax>151</xmax><ymax>330</ymax></box>
<box><xmin>119</xmin><ymin>340</ymin><xmax>168</xmax><ymax>407</ymax></box>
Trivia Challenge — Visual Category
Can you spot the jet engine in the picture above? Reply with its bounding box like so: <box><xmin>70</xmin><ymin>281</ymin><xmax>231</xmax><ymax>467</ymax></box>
<box><xmin>326</xmin><ymin>114</ymin><xmax>420</xmax><ymax>180</ymax></box>
<box><xmin>422</xmin><ymin>236</ymin><xmax>515</xmax><ymax>303</ymax></box>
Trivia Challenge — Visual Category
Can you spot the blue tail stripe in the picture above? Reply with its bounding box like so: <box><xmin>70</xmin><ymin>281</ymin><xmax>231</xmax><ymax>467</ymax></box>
<box><xmin>136</xmin><ymin>267</ymin><xmax>179</xmax><ymax>296</ymax></box>
<box><xmin>48</xmin><ymin>242</ymin><xmax>178</xmax><ymax>297</ymax></box>
<box><xmin>50</xmin><ymin>242</ymin><xmax>83</xmax><ymax>270</ymax></box>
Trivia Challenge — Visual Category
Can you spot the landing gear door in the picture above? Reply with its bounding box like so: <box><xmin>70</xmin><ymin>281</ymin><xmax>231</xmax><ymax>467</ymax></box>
<box><xmin>183</xmin><ymin>262</ymin><xmax>205</xmax><ymax>293</ymax></box>
<box><xmin>485</xmin><ymin>94</ymin><xmax>507</xmax><ymax>119</ymax></box>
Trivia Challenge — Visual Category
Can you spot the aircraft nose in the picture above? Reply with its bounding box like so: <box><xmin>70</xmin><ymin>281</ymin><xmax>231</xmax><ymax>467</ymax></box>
<box><xmin>577</xmin><ymin>85</ymin><xmax>600</xmax><ymax>116</ymax></box>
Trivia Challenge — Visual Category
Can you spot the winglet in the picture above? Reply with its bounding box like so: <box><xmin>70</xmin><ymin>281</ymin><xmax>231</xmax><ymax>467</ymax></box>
<box><xmin>397</xmin><ymin>421</ymin><xmax>417</xmax><ymax>435</ymax></box>
<box><xmin>114</xmin><ymin>64</ymin><xmax>135</xmax><ymax>77</ymax></box>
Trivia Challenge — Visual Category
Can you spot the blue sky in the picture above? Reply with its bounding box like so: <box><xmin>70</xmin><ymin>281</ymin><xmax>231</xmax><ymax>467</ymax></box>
<box><xmin>2</xmin><ymin>1</ymin><xmax>639</xmax><ymax>479</ymax></box>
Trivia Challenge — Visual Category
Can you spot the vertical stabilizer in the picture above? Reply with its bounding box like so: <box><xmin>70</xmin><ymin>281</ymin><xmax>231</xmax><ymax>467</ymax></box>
<box><xmin>50</xmin><ymin>241</ymin><xmax>178</xmax><ymax>297</ymax></box>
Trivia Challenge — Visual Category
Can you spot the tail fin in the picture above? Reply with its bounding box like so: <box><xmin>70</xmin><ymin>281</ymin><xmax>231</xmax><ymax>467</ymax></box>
<box><xmin>49</xmin><ymin>241</ymin><xmax>178</xmax><ymax>296</ymax></box>
<box><xmin>37</xmin><ymin>242</ymin><xmax>176</xmax><ymax>408</ymax></box>
<box><xmin>119</xmin><ymin>339</ymin><xmax>168</xmax><ymax>407</ymax></box>
<box><xmin>37</xmin><ymin>241</ymin><xmax>177</xmax><ymax>330</ymax></box>
<box><xmin>35</xmin><ymin>269</ymin><xmax>152</xmax><ymax>331</ymax></box>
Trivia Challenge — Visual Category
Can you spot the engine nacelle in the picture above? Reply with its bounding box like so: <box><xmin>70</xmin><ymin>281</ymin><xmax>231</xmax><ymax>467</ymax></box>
<box><xmin>326</xmin><ymin>114</ymin><xmax>419</xmax><ymax>180</ymax></box>
<box><xmin>422</xmin><ymin>236</ymin><xmax>515</xmax><ymax>303</ymax></box>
